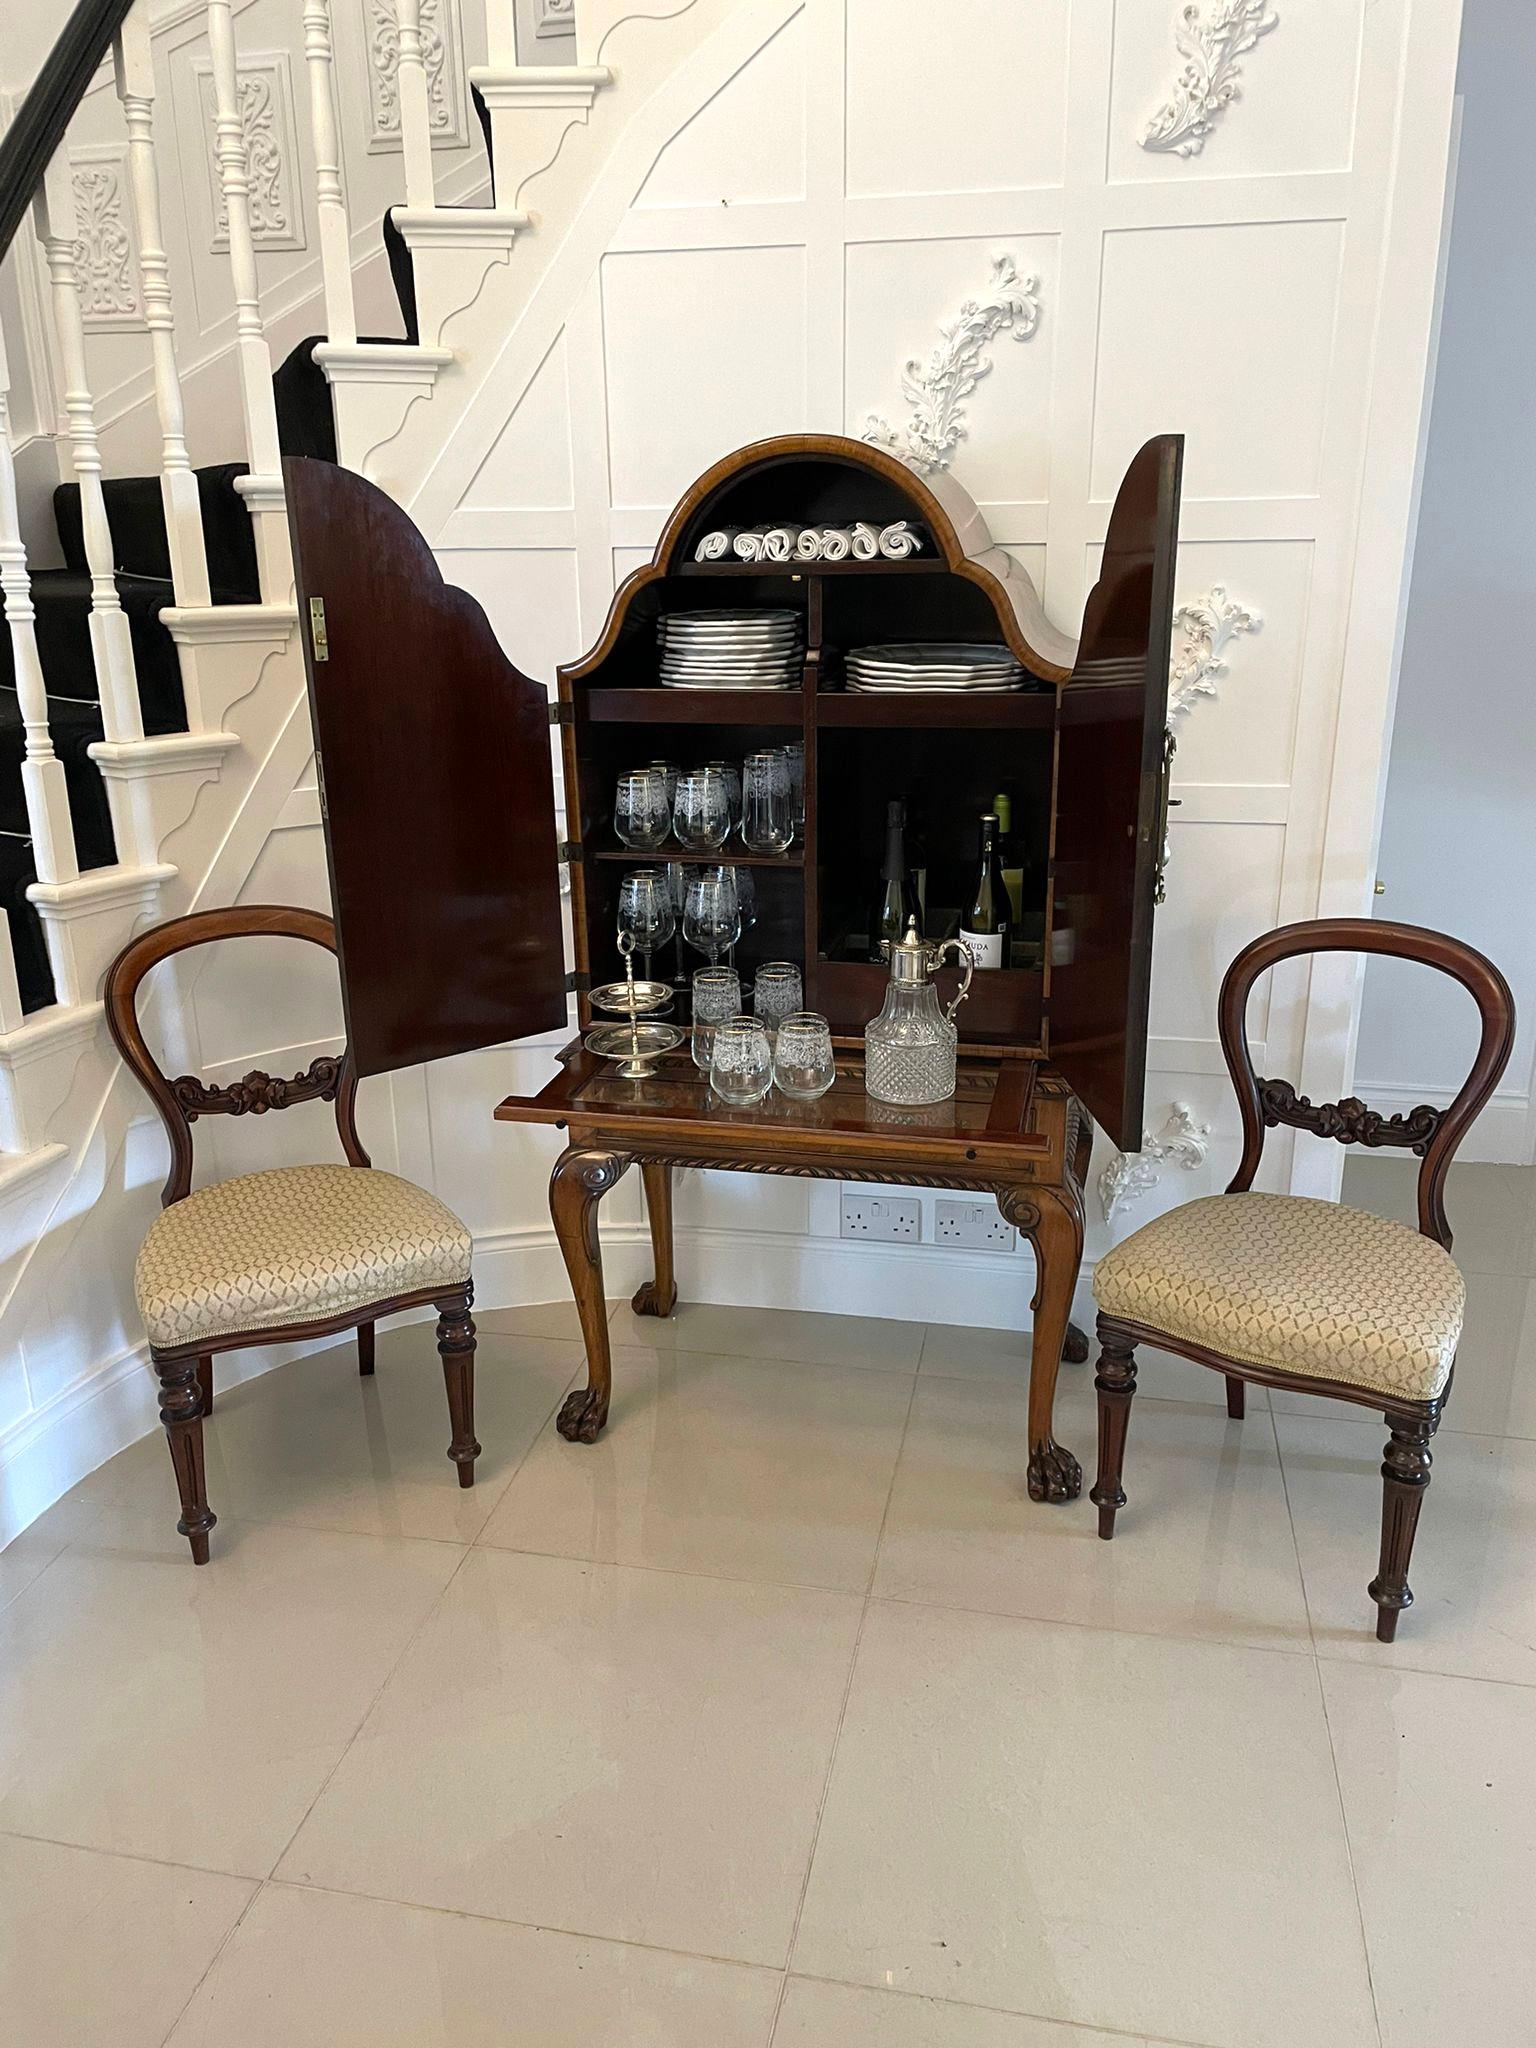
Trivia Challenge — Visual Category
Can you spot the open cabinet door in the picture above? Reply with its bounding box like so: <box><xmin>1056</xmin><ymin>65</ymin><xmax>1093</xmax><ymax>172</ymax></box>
<box><xmin>285</xmin><ymin>457</ymin><xmax>566</xmax><ymax>1078</ymax></box>
<box><xmin>1050</xmin><ymin>435</ymin><xmax>1183</xmax><ymax>1152</ymax></box>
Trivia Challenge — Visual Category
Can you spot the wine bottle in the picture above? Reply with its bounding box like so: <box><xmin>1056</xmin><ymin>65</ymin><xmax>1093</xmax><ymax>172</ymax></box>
<box><xmin>960</xmin><ymin>811</ymin><xmax>1011</xmax><ymax>969</ymax></box>
<box><xmin>869</xmin><ymin>798</ymin><xmax>921</xmax><ymax>961</ymax></box>
<box><xmin>992</xmin><ymin>791</ymin><xmax>1025</xmax><ymax>928</ymax></box>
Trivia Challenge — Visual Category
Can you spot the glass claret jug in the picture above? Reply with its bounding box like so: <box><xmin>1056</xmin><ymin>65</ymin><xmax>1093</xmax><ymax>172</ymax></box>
<box><xmin>864</xmin><ymin>917</ymin><xmax>974</xmax><ymax>1105</ymax></box>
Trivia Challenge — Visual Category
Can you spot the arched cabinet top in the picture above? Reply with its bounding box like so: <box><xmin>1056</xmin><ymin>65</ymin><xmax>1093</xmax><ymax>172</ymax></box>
<box><xmin>562</xmin><ymin>432</ymin><xmax>1081</xmax><ymax>684</ymax></box>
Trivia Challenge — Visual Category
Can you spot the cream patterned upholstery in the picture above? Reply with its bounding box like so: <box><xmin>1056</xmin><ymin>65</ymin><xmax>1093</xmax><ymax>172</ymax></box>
<box><xmin>1093</xmin><ymin>1192</ymin><xmax>1464</xmax><ymax>1401</ymax></box>
<box><xmin>136</xmin><ymin>1164</ymin><xmax>472</xmax><ymax>1351</ymax></box>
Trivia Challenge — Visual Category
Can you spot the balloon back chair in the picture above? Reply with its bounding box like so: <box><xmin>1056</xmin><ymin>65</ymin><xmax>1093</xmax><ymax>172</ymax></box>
<box><xmin>1090</xmin><ymin>918</ymin><xmax>1514</xmax><ymax>1640</ymax></box>
<box><xmin>105</xmin><ymin>905</ymin><xmax>481</xmax><ymax>1563</ymax></box>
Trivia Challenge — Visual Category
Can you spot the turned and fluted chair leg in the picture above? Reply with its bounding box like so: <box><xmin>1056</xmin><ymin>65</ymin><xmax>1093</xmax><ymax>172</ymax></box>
<box><xmin>1369</xmin><ymin>1412</ymin><xmax>1437</xmax><ymax>1641</ymax></box>
<box><xmin>1225</xmin><ymin>1375</ymin><xmax>1245</xmax><ymax>1420</ymax></box>
<box><xmin>156</xmin><ymin>1353</ymin><xmax>216</xmax><ymax>1564</ymax></box>
<box><xmin>357</xmin><ymin>1320</ymin><xmax>375</xmax><ymax>1376</ymax></box>
<box><xmin>1089</xmin><ymin>1326</ymin><xmax>1138</xmax><ymax>1540</ymax></box>
<box><xmin>196</xmin><ymin>1354</ymin><xmax>213</xmax><ymax>1419</ymax></box>
<box><xmin>435</xmin><ymin>1291</ymin><xmax>481</xmax><ymax>1487</ymax></box>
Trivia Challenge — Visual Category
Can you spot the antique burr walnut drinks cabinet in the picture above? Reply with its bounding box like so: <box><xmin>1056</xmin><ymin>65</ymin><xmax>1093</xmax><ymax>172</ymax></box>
<box><xmin>285</xmin><ymin>431</ymin><xmax>1183</xmax><ymax>1502</ymax></box>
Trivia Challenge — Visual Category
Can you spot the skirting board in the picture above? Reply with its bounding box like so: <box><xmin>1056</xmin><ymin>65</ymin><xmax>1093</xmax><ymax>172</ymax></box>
<box><xmin>0</xmin><ymin>1222</ymin><xmax>1096</xmax><ymax>1552</ymax></box>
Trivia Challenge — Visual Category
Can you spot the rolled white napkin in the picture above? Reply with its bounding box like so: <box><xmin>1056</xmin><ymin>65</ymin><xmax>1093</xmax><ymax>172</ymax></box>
<box><xmin>760</xmin><ymin>524</ymin><xmax>801</xmax><ymax>562</ymax></box>
<box><xmin>731</xmin><ymin>529</ymin><xmax>764</xmax><ymax>562</ymax></box>
<box><xmin>694</xmin><ymin>528</ymin><xmax>736</xmax><ymax>562</ymax></box>
<box><xmin>878</xmin><ymin>520</ymin><xmax>923</xmax><ymax>560</ymax></box>
<box><xmin>819</xmin><ymin>526</ymin><xmax>852</xmax><ymax>562</ymax></box>
<box><xmin>794</xmin><ymin>527</ymin><xmax>823</xmax><ymax>561</ymax></box>
<box><xmin>850</xmin><ymin>521</ymin><xmax>880</xmax><ymax>561</ymax></box>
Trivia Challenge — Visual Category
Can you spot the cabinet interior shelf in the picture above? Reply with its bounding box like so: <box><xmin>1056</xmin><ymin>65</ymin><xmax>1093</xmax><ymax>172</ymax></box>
<box><xmin>583</xmin><ymin>687</ymin><xmax>805</xmax><ymax>726</ymax></box>
<box><xmin>590</xmin><ymin>844</ymin><xmax>804</xmax><ymax>869</ymax></box>
<box><xmin>677</xmin><ymin>558</ymin><xmax>946</xmax><ymax>577</ymax></box>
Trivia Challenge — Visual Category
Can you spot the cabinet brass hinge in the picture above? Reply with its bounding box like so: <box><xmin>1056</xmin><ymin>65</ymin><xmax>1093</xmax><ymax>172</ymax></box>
<box><xmin>308</xmin><ymin>596</ymin><xmax>329</xmax><ymax>662</ymax></box>
<box><xmin>549</xmin><ymin>701</ymin><xmax>574</xmax><ymax>725</ymax></box>
<box><xmin>564</xmin><ymin>970</ymin><xmax>589</xmax><ymax>994</ymax></box>
<box><xmin>558</xmin><ymin>839</ymin><xmax>582</xmax><ymax>864</ymax></box>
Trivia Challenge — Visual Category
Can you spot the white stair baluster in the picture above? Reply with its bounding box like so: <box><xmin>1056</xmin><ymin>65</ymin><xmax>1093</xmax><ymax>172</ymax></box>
<box><xmin>114</xmin><ymin>14</ymin><xmax>211</xmax><ymax>610</ymax></box>
<box><xmin>393</xmin><ymin>0</ymin><xmax>438</xmax><ymax>209</ymax></box>
<box><xmin>302</xmin><ymin>0</ymin><xmax>357</xmax><ymax>346</ymax></box>
<box><xmin>0</xmin><ymin>327</ymin><xmax>79</xmax><ymax>895</ymax></box>
<box><xmin>206</xmin><ymin>0</ymin><xmax>291</xmax><ymax>600</ymax></box>
<box><xmin>34</xmin><ymin>159</ymin><xmax>145</xmax><ymax>749</ymax></box>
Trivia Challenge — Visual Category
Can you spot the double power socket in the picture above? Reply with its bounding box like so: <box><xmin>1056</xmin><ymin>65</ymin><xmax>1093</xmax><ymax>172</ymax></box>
<box><xmin>839</xmin><ymin>1192</ymin><xmax>1018</xmax><ymax>1253</ymax></box>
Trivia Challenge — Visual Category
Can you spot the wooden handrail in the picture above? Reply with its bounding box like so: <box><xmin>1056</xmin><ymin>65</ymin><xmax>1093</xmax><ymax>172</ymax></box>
<box><xmin>0</xmin><ymin>0</ymin><xmax>137</xmax><ymax>263</ymax></box>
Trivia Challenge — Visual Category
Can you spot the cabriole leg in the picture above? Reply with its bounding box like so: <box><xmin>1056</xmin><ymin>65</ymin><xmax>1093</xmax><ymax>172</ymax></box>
<box><xmin>1369</xmin><ymin>1412</ymin><xmax>1438</xmax><ymax>1641</ymax></box>
<box><xmin>632</xmin><ymin>1159</ymin><xmax>678</xmax><ymax>1317</ymax></box>
<box><xmin>156</xmin><ymin>1353</ymin><xmax>215</xmax><ymax>1564</ymax></box>
<box><xmin>1003</xmin><ymin>1182</ymin><xmax>1085</xmax><ymax>1503</ymax></box>
<box><xmin>435</xmin><ymin>1290</ymin><xmax>480</xmax><ymax>1486</ymax></box>
<box><xmin>551</xmin><ymin>1146</ymin><xmax>629</xmax><ymax>1443</ymax></box>
<box><xmin>1089</xmin><ymin>1326</ymin><xmax>1139</xmax><ymax>1540</ymax></box>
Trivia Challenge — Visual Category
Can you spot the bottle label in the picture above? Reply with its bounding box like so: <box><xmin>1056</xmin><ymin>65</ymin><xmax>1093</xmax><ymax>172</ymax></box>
<box><xmin>959</xmin><ymin>929</ymin><xmax>1006</xmax><ymax>969</ymax></box>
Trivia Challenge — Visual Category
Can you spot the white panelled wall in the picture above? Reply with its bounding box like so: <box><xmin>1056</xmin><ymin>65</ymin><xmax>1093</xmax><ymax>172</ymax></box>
<box><xmin>0</xmin><ymin>0</ymin><xmax>1469</xmax><ymax>1543</ymax></box>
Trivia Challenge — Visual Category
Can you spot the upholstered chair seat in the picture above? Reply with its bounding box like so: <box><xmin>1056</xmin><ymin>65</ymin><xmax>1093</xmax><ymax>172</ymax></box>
<box><xmin>135</xmin><ymin>1164</ymin><xmax>473</xmax><ymax>1352</ymax></box>
<box><xmin>1093</xmin><ymin>1192</ymin><xmax>1465</xmax><ymax>1403</ymax></box>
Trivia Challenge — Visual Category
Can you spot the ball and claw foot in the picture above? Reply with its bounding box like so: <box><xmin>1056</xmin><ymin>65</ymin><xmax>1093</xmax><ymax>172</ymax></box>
<box><xmin>557</xmin><ymin>1387</ymin><xmax>610</xmax><ymax>1444</ymax></box>
<box><xmin>1027</xmin><ymin>1439</ymin><xmax>1083</xmax><ymax>1503</ymax></box>
<box><xmin>1063</xmin><ymin>1322</ymin><xmax>1090</xmax><ymax>1366</ymax></box>
<box><xmin>631</xmin><ymin>1279</ymin><xmax>678</xmax><ymax>1318</ymax></box>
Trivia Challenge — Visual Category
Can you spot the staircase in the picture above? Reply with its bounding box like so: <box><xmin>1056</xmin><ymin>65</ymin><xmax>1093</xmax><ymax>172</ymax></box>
<box><xmin>0</xmin><ymin>0</ymin><xmax>725</xmax><ymax>1537</ymax></box>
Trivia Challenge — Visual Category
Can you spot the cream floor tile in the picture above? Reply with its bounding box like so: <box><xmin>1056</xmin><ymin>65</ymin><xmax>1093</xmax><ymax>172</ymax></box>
<box><xmin>201</xmin><ymin>1325</ymin><xmax>579</xmax><ymax>1543</ymax></box>
<box><xmin>278</xmin><ymin>1548</ymin><xmax>863</xmax><ymax>1966</ymax></box>
<box><xmin>0</xmin><ymin>1520</ymin><xmax>461</xmax><ymax>1875</ymax></box>
<box><xmin>1342</xmin><ymin>1157</ymin><xmax>1536</xmax><ymax>1276</ymax></box>
<box><xmin>0</xmin><ymin>1833</ymin><xmax>253</xmax><ymax>2048</ymax></box>
<box><xmin>166</xmin><ymin>1881</ymin><xmax>782</xmax><ymax>2047</ymax></box>
<box><xmin>917</xmin><ymin>1321</ymin><xmax>1259</xmax><ymax>1411</ymax></box>
<box><xmin>1322</xmin><ymin>1662</ymin><xmax>1536</xmax><ymax>2048</ymax></box>
<box><xmin>874</xmin><ymin>1378</ymin><xmax>1310</xmax><ymax>1653</ymax></box>
<box><xmin>612</xmin><ymin>1301</ymin><xmax>925</xmax><ymax>1373</ymax></box>
<box><xmin>1277</xmin><ymin>1415</ymin><xmax>1536</xmax><ymax>1685</ymax></box>
<box><xmin>774</xmin><ymin>1978</ymin><xmax>1164</xmax><ymax>2046</ymax></box>
<box><xmin>480</xmin><ymin>1348</ymin><xmax>913</xmax><ymax>1591</ymax></box>
<box><xmin>0</xmin><ymin>1515</ymin><xmax>71</xmax><ymax>1613</ymax></box>
<box><xmin>1269</xmin><ymin>1267</ymin><xmax>1536</xmax><ymax>1436</ymax></box>
<box><xmin>793</xmin><ymin>1601</ymin><xmax>1376</xmax><ymax>2048</ymax></box>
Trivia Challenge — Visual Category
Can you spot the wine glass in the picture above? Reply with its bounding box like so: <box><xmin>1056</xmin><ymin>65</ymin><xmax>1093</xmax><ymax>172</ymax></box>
<box><xmin>781</xmin><ymin>742</ymin><xmax>806</xmax><ymax>833</ymax></box>
<box><xmin>741</xmin><ymin>750</ymin><xmax>794</xmax><ymax>854</ymax></box>
<box><xmin>617</xmin><ymin>868</ymin><xmax>675</xmax><ymax>983</ymax></box>
<box><xmin>614</xmin><ymin>768</ymin><xmax>670</xmax><ymax>851</ymax></box>
<box><xmin>690</xmin><ymin>965</ymin><xmax>741</xmax><ymax>1071</ymax></box>
<box><xmin>752</xmin><ymin>960</ymin><xmax>803</xmax><ymax>1039</ymax></box>
<box><xmin>674</xmin><ymin>768</ymin><xmax>730</xmax><ymax>851</ymax></box>
<box><xmin>663</xmin><ymin>860</ymin><xmax>689</xmax><ymax>992</ymax></box>
<box><xmin>709</xmin><ymin>1015</ymin><xmax>773</xmax><ymax>1106</ymax></box>
<box><xmin>683</xmin><ymin>865</ymin><xmax>740</xmax><ymax>968</ymax></box>
<box><xmin>731</xmin><ymin>866</ymin><xmax>757</xmax><ymax>950</ymax></box>
<box><xmin>773</xmin><ymin>1012</ymin><xmax>836</xmax><ymax>1099</ymax></box>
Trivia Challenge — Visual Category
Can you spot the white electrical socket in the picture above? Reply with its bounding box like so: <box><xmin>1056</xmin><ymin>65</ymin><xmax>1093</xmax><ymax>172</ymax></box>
<box><xmin>840</xmin><ymin>1192</ymin><xmax>921</xmax><ymax>1242</ymax></box>
<box><xmin>934</xmin><ymin>1199</ymin><xmax>1017</xmax><ymax>1252</ymax></box>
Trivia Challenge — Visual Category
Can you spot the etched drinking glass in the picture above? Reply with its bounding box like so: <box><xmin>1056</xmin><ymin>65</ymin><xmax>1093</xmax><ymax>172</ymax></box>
<box><xmin>647</xmin><ymin>759</ymin><xmax>680</xmax><ymax>806</ymax></box>
<box><xmin>682</xmin><ymin>864</ymin><xmax>740</xmax><ymax>967</ymax></box>
<box><xmin>690</xmin><ymin>964</ymin><xmax>741</xmax><ymax>1071</ymax></box>
<box><xmin>616</xmin><ymin>868</ymin><xmax>675</xmax><ymax>983</ymax></box>
<box><xmin>614</xmin><ymin>768</ymin><xmax>671</xmax><ymax>851</ymax></box>
<box><xmin>709</xmin><ymin>1015</ymin><xmax>773</xmax><ymax>1106</ymax></box>
<box><xmin>674</xmin><ymin>768</ymin><xmax>730</xmax><ymax>851</ymax></box>
<box><xmin>781</xmin><ymin>742</ymin><xmax>806</xmax><ymax>831</ymax></box>
<box><xmin>752</xmin><ymin>960</ymin><xmax>803</xmax><ymax>1037</ymax></box>
<box><xmin>772</xmin><ymin>1012</ymin><xmax>836</xmax><ymax>1100</ymax></box>
<box><xmin>741</xmin><ymin>750</ymin><xmax>794</xmax><ymax>854</ymax></box>
<box><xmin>704</xmin><ymin>760</ymin><xmax>743</xmax><ymax>835</ymax></box>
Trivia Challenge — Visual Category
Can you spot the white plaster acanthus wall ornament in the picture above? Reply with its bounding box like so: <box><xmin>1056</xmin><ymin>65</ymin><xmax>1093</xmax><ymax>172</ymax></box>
<box><xmin>196</xmin><ymin>54</ymin><xmax>306</xmax><ymax>253</ymax></box>
<box><xmin>1168</xmin><ymin>585</ymin><xmax>1259</xmax><ymax>719</ymax></box>
<box><xmin>69</xmin><ymin>151</ymin><xmax>139</xmax><ymax>327</ymax></box>
<box><xmin>1099</xmin><ymin>1104</ymin><xmax>1211</xmax><ymax>1224</ymax></box>
<box><xmin>1140</xmin><ymin>1</ymin><xmax>1279</xmax><ymax>159</ymax></box>
<box><xmin>862</xmin><ymin>253</ymin><xmax>1041</xmax><ymax>476</ymax></box>
<box><xmin>367</xmin><ymin>0</ymin><xmax>469</xmax><ymax>150</ymax></box>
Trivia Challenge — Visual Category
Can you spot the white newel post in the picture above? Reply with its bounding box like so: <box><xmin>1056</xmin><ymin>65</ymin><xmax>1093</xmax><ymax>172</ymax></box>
<box><xmin>302</xmin><ymin>0</ymin><xmax>357</xmax><ymax>346</ymax></box>
<box><xmin>0</xmin><ymin>329</ymin><xmax>79</xmax><ymax>913</ymax></box>
<box><xmin>393</xmin><ymin>0</ymin><xmax>438</xmax><ymax>209</ymax></box>
<box><xmin>114</xmin><ymin>14</ymin><xmax>212</xmax><ymax>610</ymax></box>
<box><xmin>34</xmin><ymin>160</ymin><xmax>145</xmax><ymax>749</ymax></box>
<box><xmin>206</xmin><ymin>0</ymin><xmax>291</xmax><ymax>599</ymax></box>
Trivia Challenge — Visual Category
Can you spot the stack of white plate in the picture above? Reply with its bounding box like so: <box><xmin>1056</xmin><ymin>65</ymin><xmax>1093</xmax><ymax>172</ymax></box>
<box><xmin>658</xmin><ymin>610</ymin><xmax>803</xmax><ymax>691</ymax></box>
<box><xmin>845</xmin><ymin>642</ymin><xmax>1025</xmax><ymax>694</ymax></box>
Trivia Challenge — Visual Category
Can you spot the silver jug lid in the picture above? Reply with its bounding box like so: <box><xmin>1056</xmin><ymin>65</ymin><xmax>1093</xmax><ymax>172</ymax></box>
<box><xmin>889</xmin><ymin>915</ymin><xmax>931</xmax><ymax>983</ymax></box>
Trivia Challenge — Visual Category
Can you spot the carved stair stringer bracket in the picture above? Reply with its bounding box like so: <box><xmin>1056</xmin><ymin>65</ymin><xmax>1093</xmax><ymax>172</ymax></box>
<box><xmin>389</xmin><ymin>206</ymin><xmax>531</xmax><ymax>349</ymax></box>
<box><xmin>310</xmin><ymin>342</ymin><xmax>456</xmax><ymax>482</ymax></box>
<box><xmin>0</xmin><ymin>1004</ymin><xmax>105</xmax><ymax>1166</ymax></box>
<box><xmin>1099</xmin><ymin>1102</ymin><xmax>1211</xmax><ymax>1224</ymax></box>
<box><xmin>466</xmin><ymin>66</ymin><xmax>612</xmax><ymax>212</ymax></box>
<box><xmin>27</xmin><ymin>863</ymin><xmax>178</xmax><ymax>1013</ymax></box>
<box><xmin>575</xmin><ymin>0</ymin><xmax>702</xmax><ymax>71</ymax></box>
<box><xmin>1140</xmin><ymin>1</ymin><xmax>1280</xmax><ymax>160</ymax></box>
